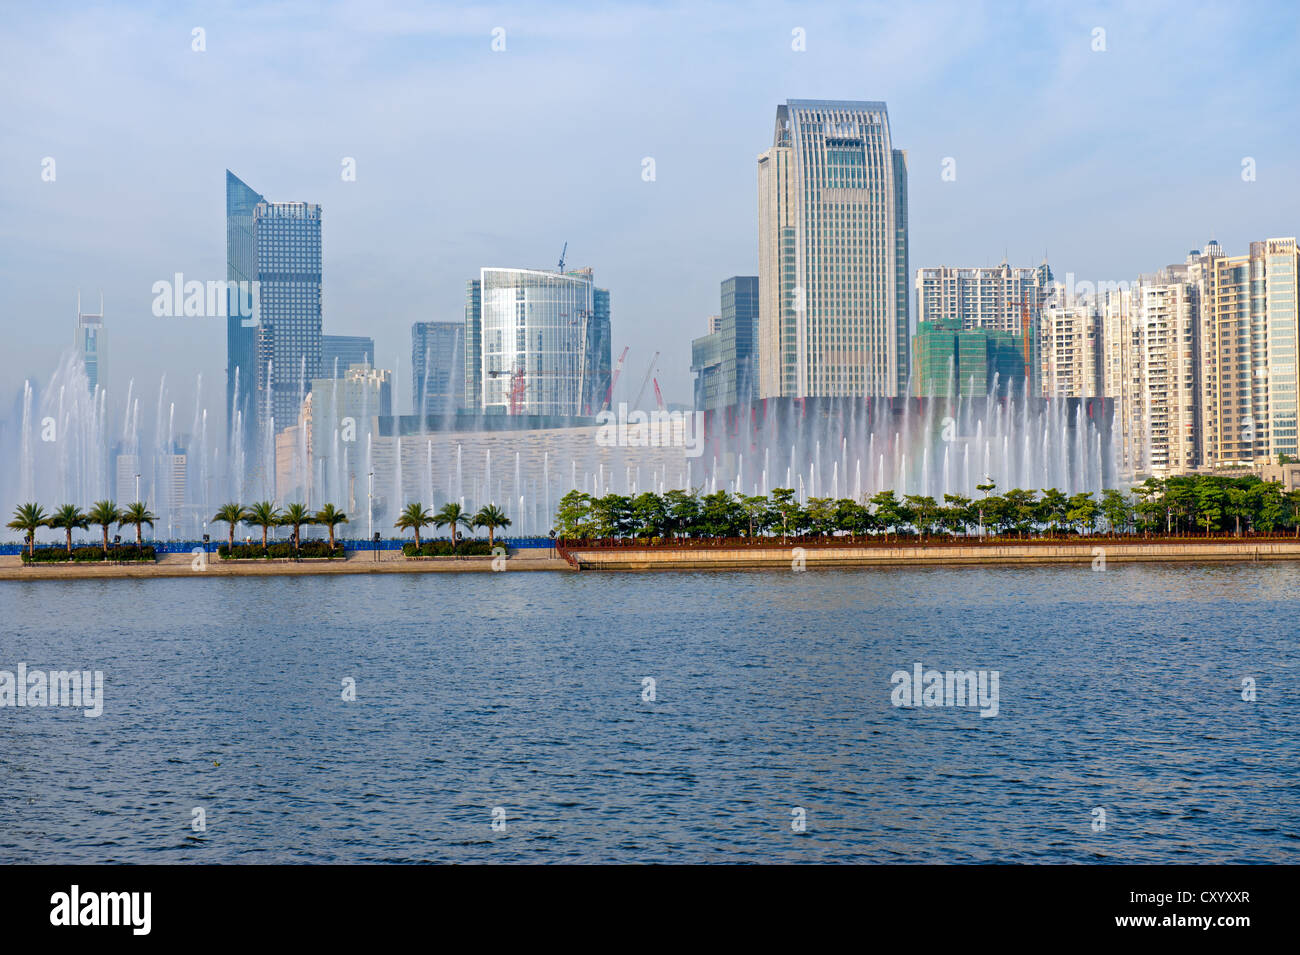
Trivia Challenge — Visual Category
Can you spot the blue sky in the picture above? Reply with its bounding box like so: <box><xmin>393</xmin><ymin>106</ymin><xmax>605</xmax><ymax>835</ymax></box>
<box><xmin>2</xmin><ymin>0</ymin><xmax>1298</xmax><ymax>416</ymax></box>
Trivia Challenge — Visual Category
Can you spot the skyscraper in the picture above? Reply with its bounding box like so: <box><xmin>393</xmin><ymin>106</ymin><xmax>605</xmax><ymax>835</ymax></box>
<box><xmin>225</xmin><ymin>170</ymin><xmax>323</xmax><ymax>464</ymax></box>
<box><xmin>322</xmin><ymin>335</ymin><xmax>374</xmax><ymax>375</ymax></box>
<box><xmin>464</xmin><ymin>266</ymin><xmax>610</xmax><ymax>416</ymax></box>
<box><xmin>757</xmin><ymin>100</ymin><xmax>909</xmax><ymax>398</ymax></box>
<box><xmin>1197</xmin><ymin>237</ymin><xmax>1300</xmax><ymax>467</ymax></box>
<box><xmin>690</xmin><ymin>277</ymin><xmax>760</xmax><ymax>411</ymax></box>
<box><xmin>411</xmin><ymin>321</ymin><xmax>465</xmax><ymax>416</ymax></box>
<box><xmin>75</xmin><ymin>292</ymin><xmax>105</xmax><ymax>393</ymax></box>
<box><xmin>1040</xmin><ymin>304</ymin><xmax>1102</xmax><ymax>398</ymax></box>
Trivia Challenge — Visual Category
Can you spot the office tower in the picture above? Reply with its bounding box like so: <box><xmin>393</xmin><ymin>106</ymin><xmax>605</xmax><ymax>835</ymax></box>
<box><xmin>589</xmin><ymin>285</ymin><xmax>613</xmax><ymax>415</ymax></box>
<box><xmin>757</xmin><ymin>100</ymin><xmax>909</xmax><ymax>398</ymax></box>
<box><xmin>225</xmin><ymin>170</ymin><xmax>323</xmax><ymax>458</ymax></box>
<box><xmin>75</xmin><ymin>293</ymin><xmax>105</xmax><ymax>393</ymax></box>
<box><xmin>322</xmin><ymin>335</ymin><xmax>375</xmax><ymax>375</ymax></box>
<box><xmin>411</xmin><ymin>321</ymin><xmax>465</xmax><ymax>416</ymax></box>
<box><xmin>275</xmin><ymin>394</ymin><xmax>312</xmax><ymax>502</ymax></box>
<box><xmin>691</xmin><ymin>277</ymin><xmax>761</xmax><ymax>411</ymax></box>
<box><xmin>913</xmin><ymin>319</ymin><xmax>1026</xmax><ymax>398</ymax></box>
<box><xmin>691</xmin><ymin>318</ymin><xmax>724</xmax><ymax>411</ymax></box>
<box><xmin>1196</xmin><ymin>238</ymin><xmax>1300</xmax><ymax>467</ymax></box>
<box><xmin>1040</xmin><ymin>304</ymin><xmax>1102</xmax><ymax>397</ymax></box>
<box><xmin>464</xmin><ymin>279</ymin><xmax>482</xmax><ymax>413</ymax></box>
<box><xmin>465</xmin><ymin>266</ymin><xmax>610</xmax><ymax>416</ymax></box>
<box><xmin>1136</xmin><ymin>269</ymin><xmax>1200</xmax><ymax>475</ymax></box>
<box><xmin>720</xmin><ymin>276</ymin><xmax>760</xmax><ymax>407</ymax></box>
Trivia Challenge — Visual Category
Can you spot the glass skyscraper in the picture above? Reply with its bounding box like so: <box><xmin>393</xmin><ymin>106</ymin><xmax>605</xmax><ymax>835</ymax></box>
<box><xmin>464</xmin><ymin>267</ymin><xmax>611</xmax><ymax>417</ymax></box>
<box><xmin>225</xmin><ymin>170</ymin><xmax>322</xmax><ymax>465</ymax></box>
<box><xmin>411</xmin><ymin>321</ymin><xmax>465</xmax><ymax>416</ymax></box>
<box><xmin>757</xmin><ymin>100</ymin><xmax>909</xmax><ymax>398</ymax></box>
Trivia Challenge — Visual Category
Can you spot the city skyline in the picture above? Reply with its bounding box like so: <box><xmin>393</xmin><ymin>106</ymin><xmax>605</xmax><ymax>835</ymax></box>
<box><xmin>4</xmin><ymin>1</ymin><xmax>1298</xmax><ymax>417</ymax></box>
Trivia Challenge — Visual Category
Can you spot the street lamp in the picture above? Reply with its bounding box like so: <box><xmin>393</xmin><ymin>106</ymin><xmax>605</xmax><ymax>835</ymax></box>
<box><xmin>135</xmin><ymin>472</ymin><xmax>140</xmax><ymax>505</ymax></box>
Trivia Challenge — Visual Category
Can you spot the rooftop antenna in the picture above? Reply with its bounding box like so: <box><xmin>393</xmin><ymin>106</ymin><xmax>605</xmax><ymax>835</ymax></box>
<box><xmin>557</xmin><ymin>241</ymin><xmax>567</xmax><ymax>273</ymax></box>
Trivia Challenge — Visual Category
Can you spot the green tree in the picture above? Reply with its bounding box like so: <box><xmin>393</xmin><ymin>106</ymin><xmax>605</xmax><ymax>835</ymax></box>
<box><xmin>1065</xmin><ymin>492</ymin><xmax>1099</xmax><ymax>535</ymax></box>
<box><xmin>87</xmin><ymin>500</ymin><xmax>121</xmax><ymax>553</ymax></box>
<box><xmin>48</xmin><ymin>504</ymin><xmax>89</xmax><ymax>555</ymax></box>
<box><xmin>1038</xmin><ymin>488</ymin><xmax>1069</xmax><ymax>535</ymax></box>
<box><xmin>7</xmin><ymin>503</ymin><xmax>47</xmax><ymax>557</ymax></box>
<box><xmin>212</xmin><ymin>502</ymin><xmax>247</xmax><ymax>552</ymax></box>
<box><xmin>975</xmin><ymin>479</ymin><xmax>996</xmax><ymax>536</ymax></box>
<box><xmin>769</xmin><ymin>488</ymin><xmax>801</xmax><ymax>541</ymax></box>
<box><xmin>870</xmin><ymin>490</ymin><xmax>904</xmax><ymax>540</ymax></box>
<box><xmin>120</xmin><ymin>501</ymin><xmax>157</xmax><ymax>548</ymax></box>
<box><xmin>433</xmin><ymin>501</ymin><xmax>473</xmax><ymax>547</ymax></box>
<box><xmin>1100</xmin><ymin>488</ymin><xmax>1133</xmax><ymax>537</ymax></box>
<box><xmin>314</xmin><ymin>503</ymin><xmax>348</xmax><ymax>550</ymax></box>
<box><xmin>555</xmin><ymin>490</ymin><xmax>594</xmax><ymax>539</ymax></box>
<box><xmin>244</xmin><ymin>501</ymin><xmax>282</xmax><ymax>549</ymax></box>
<box><xmin>396</xmin><ymin>502</ymin><xmax>434</xmax><ymax>547</ymax></box>
<box><xmin>941</xmin><ymin>494</ymin><xmax>973</xmax><ymax>536</ymax></box>
<box><xmin>279</xmin><ymin>502</ymin><xmax>315</xmax><ymax>551</ymax></box>
<box><xmin>472</xmin><ymin>503</ymin><xmax>511</xmax><ymax>547</ymax></box>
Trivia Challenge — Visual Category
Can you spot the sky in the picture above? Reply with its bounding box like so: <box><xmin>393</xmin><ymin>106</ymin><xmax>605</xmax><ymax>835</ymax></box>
<box><xmin>2</xmin><ymin>0</ymin><xmax>1299</xmax><ymax>423</ymax></box>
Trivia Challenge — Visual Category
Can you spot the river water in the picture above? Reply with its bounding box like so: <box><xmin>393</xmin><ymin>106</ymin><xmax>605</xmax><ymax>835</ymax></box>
<box><xmin>2</xmin><ymin>563</ymin><xmax>1296</xmax><ymax>863</ymax></box>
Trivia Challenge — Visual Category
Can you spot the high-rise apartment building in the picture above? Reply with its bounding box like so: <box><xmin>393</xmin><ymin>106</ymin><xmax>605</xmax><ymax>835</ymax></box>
<box><xmin>1040</xmin><ymin>305</ymin><xmax>1102</xmax><ymax>398</ymax></box>
<box><xmin>915</xmin><ymin>261</ymin><xmax>1054</xmax><ymax>334</ymax></box>
<box><xmin>1101</xmin><ymin>288</ymin><xmax>1144</xmax><ymax>477</ymax></box>
<box><xmin>913</xmin><ymin>319</ymin><xmax>1026</xmax><ymax>398</ymax></box>
<box><xmin>1197</xmin><ymin>238</ymin><xmax>1300</xmax><ymax>467</ymax></box>
<box><xmin>226</xmin><ymin>170</ymin><xmax>323</xmax><ymax>460</ymax></box>
<box><xmin>757</xmin><ymin>100</ymin><xmax>909</xmax><ymax>398</ymax></box>
<box><xmin>1136</xmin><ymin>269</ymin><xmax>1200</xmax><ymax>475</ymax></box>
<box><xmin>464</xmin><ymin>267</ymin><xmax>611</xmax><ymax>416</ymax></box>
<box><xmin>411</xmin><ymin>321</ymin><xmax>465</xmax><ymax>416</ymax></box>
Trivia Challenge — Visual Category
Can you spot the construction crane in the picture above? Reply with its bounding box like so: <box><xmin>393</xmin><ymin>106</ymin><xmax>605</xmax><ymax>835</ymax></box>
<box><xmin>652</xmin><ymin>378</ymin><xmax>665</xmax><ymax>411</ymax></box>
<box><xmin>1007</xmin><ymin>296</ymin><xmax>1039</xmax><ymax>387</ymax></box>
<box><xmin>557</xmin><ymin>242</ymin><xmax>567</xmax><ymax>273</ymax></box>
<box><xmin>633</xmin><ymin>351</ymin><xmax>660</xmax><ymax>409</ymax></box>
<box><xmin>601</xmin><ymin>345</ymin><xmax>629</xmax><ymax>412</ymax></box>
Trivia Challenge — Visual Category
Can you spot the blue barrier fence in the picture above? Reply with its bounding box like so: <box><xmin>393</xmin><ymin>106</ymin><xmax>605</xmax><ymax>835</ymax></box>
<box><xmin>0</xmin><ymin>536</ymin><xmax>556</xmax><ymax>556</ymax></box>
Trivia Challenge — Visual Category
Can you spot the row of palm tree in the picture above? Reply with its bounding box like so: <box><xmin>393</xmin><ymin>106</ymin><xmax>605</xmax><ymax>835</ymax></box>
<box><xmin>394</xmin><ymin>501</ymin><xmax>511</xmax><ymax>547</ymax></box>
<box><xmin>8</xmin><ymin>498</ymin><xmax>515</xmax><ymax>556</ymax></box>
<box><xmin>7</xmin><ymin>501</ymin><xmax>158</xmax><ymax>556</ymax></box>
<box><xmin>210</xmin><ymin>502</ymin><xmax>349</xmax><ymax>550</ymax></box>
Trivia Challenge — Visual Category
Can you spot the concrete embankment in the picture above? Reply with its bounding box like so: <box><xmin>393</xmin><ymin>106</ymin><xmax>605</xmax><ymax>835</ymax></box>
<box><xmin>562</xmin><ymin>540</ymin><xmax>1300</xmax><ymax>571</ymax></box>
<box><xmin>0</xmin><ymin>548</ymin><xmax>568</xmax><ymax>580</ymax></box>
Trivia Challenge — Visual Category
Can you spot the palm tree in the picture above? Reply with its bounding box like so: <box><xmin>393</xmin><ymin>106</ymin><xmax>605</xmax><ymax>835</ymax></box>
<box><xmin>244</xmin><ymin>501</ymin><xmax>281</xmax><ymax>549</ymax></box>
<box><xmin>279</xmin><ymin>503</ymin><xmax>314</xmax><ymax>552</ymax></box>
<box><xmin>314</xmin><ymin>503</ymin><xmax>348</xmax><ymax>551</ymax></box>
<box><xmin>212</xmin><ymin>503</ymin><xmax>247</xmax><ymax>552</ymax></box>
<box><xmin>120</xmin><ymin>501</ymin><xmax>157</xmax><ymax>548</ymax></box>
<box><xmin>7</xmin><ymin>503</ymin><xmax>47</xmax><ymax>557</ymax></box>
<box><xmin>395</xmin><ymin>502</ymin><xmax>433</xmax><ymax>548</ymax></box>
<box><xmin>48</xmin><ymin>504</ymin><xmax>89</xmax><ymax>555</ymax></box>
<box><xmin>472</xmin><ymin>503</ymin><xmax>511</xmax><ymax>548</ymax></box>
<box><xmin>434</xmin><ymin>501</ymin><xmax>473</xmax><ymax>548</ymax></box>
<box><xmin>87</xmin><ymin>500</ymin><xmax>121</xmax><ymax>553</ymax></box>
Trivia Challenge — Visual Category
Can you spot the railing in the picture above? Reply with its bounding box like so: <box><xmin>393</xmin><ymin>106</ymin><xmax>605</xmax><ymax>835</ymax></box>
<box><xmin>557</xmin><ymin>531</ymin><xmax>1300</xmax><ymax>552</ymax></box>
<box><xmin>0</xmin><ymin>535</ymin><xmax>557</xmax><ymax>557</ymax></box>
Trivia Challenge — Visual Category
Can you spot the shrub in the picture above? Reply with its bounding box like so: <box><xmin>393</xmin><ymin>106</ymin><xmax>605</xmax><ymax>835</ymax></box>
<box><xmin>21</xmin><ymin>544</ymin><xmax>155</xmax><ymax>564</ymax></box>
<box><xmin>218</xmin><ymin>541</ymin><xmax>343</xmax><ymax>560</ymax></box>
<box><xmin>401</xmin><ymin>538</ymin><xmax>493</xmax><ymax>557</ymax></box>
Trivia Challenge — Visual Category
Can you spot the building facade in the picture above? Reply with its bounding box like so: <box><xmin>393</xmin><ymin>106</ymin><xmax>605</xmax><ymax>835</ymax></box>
<box><xmin>1040</xmin><ymin>304</ymin><xmax>1102</xmax><ymax>398</ymax></box>
<box><xmin>464</xmin><ymin>267</ymin><xmax>611</xmax><ymax>417</ymax></box>
<box><xmin>758</xmin><ymin>100</ymin><xmax>909</xmax><ymax>399</ymax></box>
<box><xmin>75</xmin><ymin>293</ymin><xmax>105</xmax><ymax>393</ymax></box>
<box><xmin>913</xmin><ymin>319</ymin><xmax>1025</xmax><ymax>398</ymax></box>
<box><xmin>322</xmin><ymin>335</ymin><xmax>374</xmax><ymax>375</ymax></box>
<box><xmin>690</xmin><ymin>277</ymin><xmax>760</xmax><ymax>412</ymax></box>
<box><xmin>411</xmin><ymin>321</ymin><xmax>465</xmax><ymax>416</ymax></box>
<box><xmin>225</xmin><ymin>170</ymin><xmax>323</xmax><ymax>471</ymax></box>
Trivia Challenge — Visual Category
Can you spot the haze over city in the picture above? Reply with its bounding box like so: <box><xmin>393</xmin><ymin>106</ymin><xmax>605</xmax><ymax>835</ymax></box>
<box><xmin>3</xmin><ymin>0</ymin><xmax>1298</xmax><ymax>413</ymax></box>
